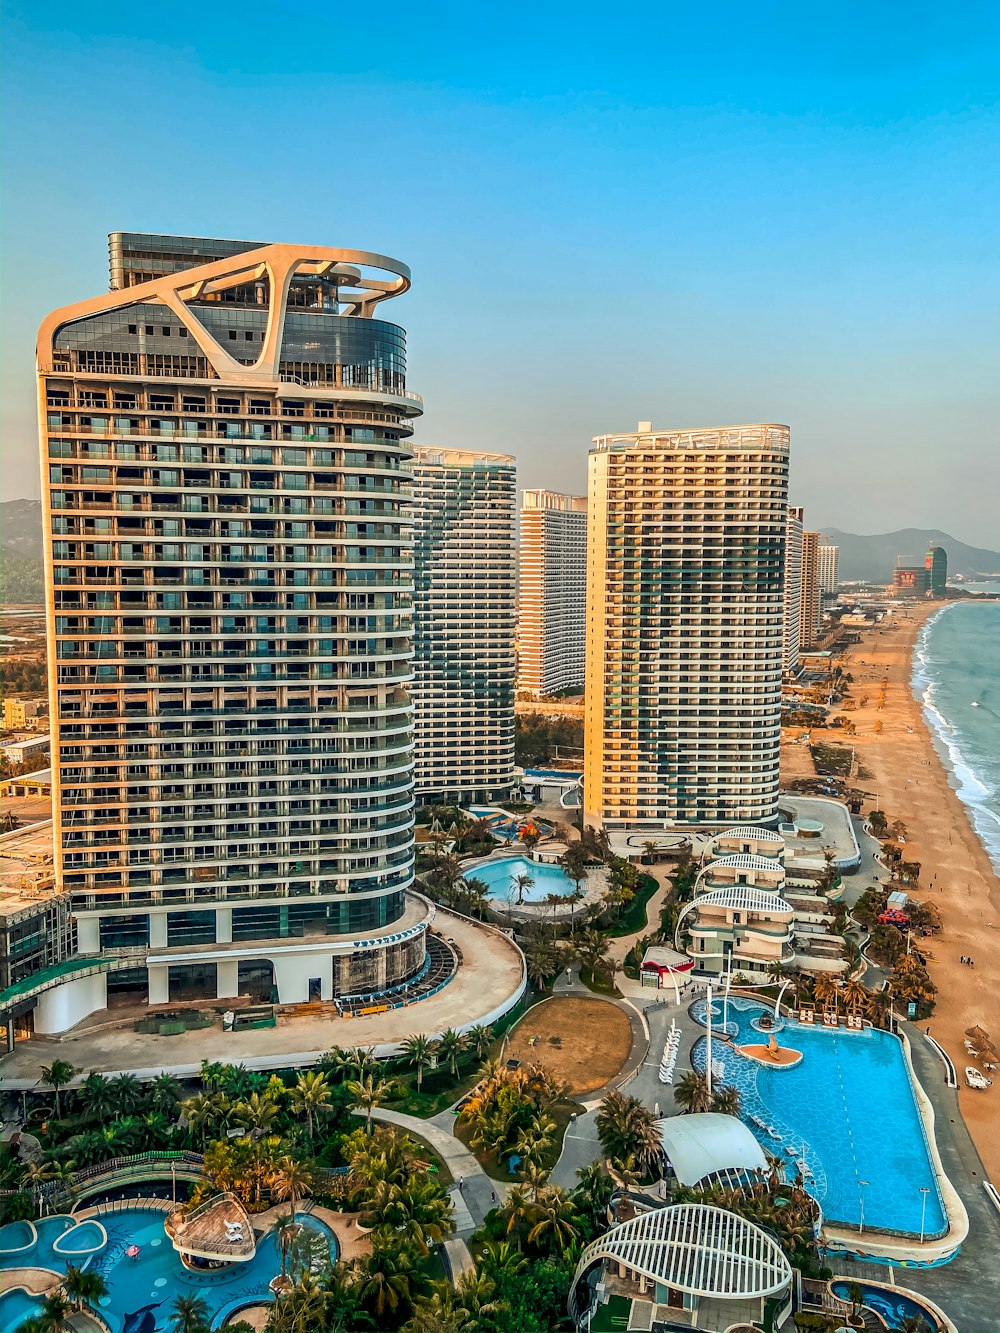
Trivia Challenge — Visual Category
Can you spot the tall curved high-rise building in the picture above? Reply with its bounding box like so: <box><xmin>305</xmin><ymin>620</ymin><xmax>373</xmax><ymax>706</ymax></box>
<box><xmin>34</xmin><ymin>234</ymin><xmax>428</xmax><ymax>1030</ymax></box>
<box><xmin>584</xmin><ymin>423</ymin><xmax>789</xmax><ymax>829</ymax></box>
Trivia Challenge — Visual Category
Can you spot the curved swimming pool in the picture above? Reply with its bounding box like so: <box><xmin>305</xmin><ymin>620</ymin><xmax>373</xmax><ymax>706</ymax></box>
<box><xmin>0</xmin><ymin>1205</ymin><xmax>338</xmax><ymax>1331</ymax></box>
<box><xmin>691</xmin><ymin>998</ymin><xmax>946</xmax><ymax>1238</ymax></box>
<box><xmin>473</xmin><ymin>856</ymin><xmax>577</xmax><ymax>903</ymax></box>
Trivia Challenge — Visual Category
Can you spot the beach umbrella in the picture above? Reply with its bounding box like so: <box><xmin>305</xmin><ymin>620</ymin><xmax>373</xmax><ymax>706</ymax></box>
<box><xmin>965</xmin><ymin>1025</ymin><xmax>993</xmax><ymax>1043</ymax></box>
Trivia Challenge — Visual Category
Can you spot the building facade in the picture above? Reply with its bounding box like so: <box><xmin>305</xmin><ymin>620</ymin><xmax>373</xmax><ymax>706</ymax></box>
<box><xmin>925</xmin><ymin>545</ymin><xmax>947</xmax><ymax>595</ymax></box>
<box><xmin>799</xmin><ymin>529</ymin><xmax>822</xmax><ymax>648</ymax></box>
<box><xmin>584</xmin><ymin>423</ymin><xmax>789</xmax><ymax>830</ymax></box>
<box><xmin>410</xmin><ymin>447</ymin><xmax>516</xmax><ymax>806</ymax></box>
<box><xmin>33</xmin><ymin>233</ymin><xmax>431</xmax><ymax>1031</ymax></box>
<box><xmin>782</xmin><ymin>505</ymin><xmax>803</xmax><ymax>674</ymax></box>
<box><xmin>517</xmin><ymin>490</ymin><xmax>587</xmax><ymax>697</ymax></box>
<box><xmin>817</xmin><ymin>543</ymin><xmax>839</xmax><ymax>595</ymax></box>
<box><xmin>893</xmin><ymin>564</ymin><xmax>930</xmax><ymax>599</ymax></box>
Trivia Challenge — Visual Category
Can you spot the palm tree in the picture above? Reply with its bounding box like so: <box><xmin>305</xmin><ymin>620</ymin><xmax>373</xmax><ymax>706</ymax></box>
<box><xmin>78</xmin><ymin>1072</ymin><xmax>116</xmax><ymax>1122</ymax></box>
<box><xmin>574</xmin><ymin>1159</ymin><xmax>614</xmax><ymax>1225</ymax></box>
<box><xmin>559</xmin><ymin>841</ymin><xmax>590</xmax><ymax>892</ymax></box>
<box><xmin>109</xmin><ymin>1072</ymin><xmax>143</xmax><ymax>1115</ymax></box>
<box><xmin>468</xmin><ymin>1023</ymin><xmax>494</xmax><ymax>1061</ymax></box>
<box><xmin>179</xmin><ymin>1092</ymin><xmax>217</xmax><ymax>1149</ymax></box>
<box><xmin>272</xmin><ymin>1155</ymin><xmax>314</xmax><ymax>1220</ymax></box>
<box><xmin>61</xmin><ymin>1265</ymin><xmax>108</xmax><ymax>1312</ymax></box>
<box><xmin>402</xmin><ymin>1033</ymin><xmax>434</xmax><ymax>1092</ymax></box>
<box><xmin>237</xmin><ymin>1090</ymin><xmax>279</xmax><ymax>1135</ymax></box>
<box><xmin>674</xmin><ymin>1070</ymin><xmax>713</xmax><ymax>1114</ymax></box>
<box><xmin>22</xmin><ymin>1159</ymin><xmax>56</xmax><ymax>1212</ymax></box>
<box><xmin>148</xmin><ymin>1072</ymin><xmax>182</xmax><ymax>1114</ymax></box>
<box><xmin>499</xmin><ymin>1184</ymin><xmax>535</xmax><ymax>1249</ymax></box>
<box><xmin>595</xmin><ymin>1090</ymin><xmax>660</xmax><ymax>1172</ymax></box>
<box><xmin>438</xmin><ymin>1028</ymin><xmax>467</xmax><ymax>1079</ymax></box>
<box><xmin>513</xmin><ymin>871</ymin><xmax>534</xmax><ymax>906</ymax></box>
<box><xmin>527</xmin><ymin>1185</ymin><xmax>581</xmax><ymax>1256</ymax></box>
<box><xmin>711</xmin><ymin>1083</ymin><xmax>742</xmax><ymax>1118</ymax></box>
<box><xmin>354</xmin><ymin>1243</ymin><xmax>413</xmax><ymax>1318</ymax></box>
<box><xmin>45</xmin><ymin>1158</ymin><xmax>78</xmax><ymax>1210</ymax></box>
<box><xmin>813</xmin><ymin>973</ymin><xmax>840</xmax><ymax>1014</ymax></box>
<box><xmin>270</xmin><ymin>1212</ymin><xmax>298</xmax><ymax>1279</ymax></box>
<box><xmin>37</xmin><ymin>1291</ymin><xmax>72</xmax><ymax>1331</ymax></box>
<box><xmin>842</xmin><ymin>978</ymin><xmax>871</xmax><ymax>1016</ymax></box>
<box><xmin>38</xmin><ymin>1059</ymin><xmax>78</xmax><ymax>1118</ymax></box>
<box><xmin>478</xmin><ymin>1237</ymin><xmax>527</xmax><ymax>1274</ymax></box>
<box><xmin>348</xmin><ymin>1073</ymin><xmax>393</xmax><ymax>1134</ymax></box>
<box><xmin>269</xmin><ymin>1272</ymin><xmax>330</xmax><ymax>1332</ymax></box>
<box><xmin>289</xmin><ymin>1069</ymin><xmax>333</xmax><ymax>1144</ymax></box>
<box><xmin>401</xmin><ymin>1291</ymin><xmax>466</xmax><ymax>1333</ymax></box>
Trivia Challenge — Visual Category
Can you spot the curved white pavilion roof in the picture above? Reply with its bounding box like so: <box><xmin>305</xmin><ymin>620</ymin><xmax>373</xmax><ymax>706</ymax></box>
<box><xmin>690</xmin><ymin>885</ymin><xmax>793</xmax><ymax>915</ymax></box>
<box><xmin>716</xmin><ymin>826</ymin><xmax>784</xmax><ymax>844</ymax></box>
<box><xmin>654</xmin><ymin>1112</ymin><xmax>767</xmax><ymax>1187</ymax></box>
<box><xmin>703</xmin><ymin>853</ymin><xmax>786</xmax><ymax>874</ymax></box>
<box><xmin>569</xmin><ymin>1202</ymin><xmax>792</xmax><ymax>1315</ymax></box>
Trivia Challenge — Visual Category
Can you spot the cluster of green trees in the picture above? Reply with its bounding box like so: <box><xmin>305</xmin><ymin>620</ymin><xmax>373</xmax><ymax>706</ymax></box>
<box><xmin>457</xmin><ymin>1060</ymin><xmax>565</xmax><ymax>1172</ymax></box>
<box><xmin>0</xmin><ymin>656</ymin><xmax>46</xmax><ymax>694</ymax></box>
<box><xmin>513</xmin><ymin>714</ymin><xmax>583</xmax><ymax>767</ymax></box>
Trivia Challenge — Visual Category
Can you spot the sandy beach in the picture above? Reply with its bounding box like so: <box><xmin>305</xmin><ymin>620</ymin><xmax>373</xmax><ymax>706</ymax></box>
<box><xmin>786</xmin><ymin>603</ymin><xmax>1000</xmax><ymax>1183</ymax></box>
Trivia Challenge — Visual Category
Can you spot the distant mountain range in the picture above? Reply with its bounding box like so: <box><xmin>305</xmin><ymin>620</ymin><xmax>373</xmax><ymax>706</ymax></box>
<box><xmin>1</xmin><ymin>498</ymin><xmax>43</xmax><ymax>603</ymax></box>
<box><xmin>820</xmin><ymin>528</ymin><xmax>1000</xmax><ymax>584</ymax></box>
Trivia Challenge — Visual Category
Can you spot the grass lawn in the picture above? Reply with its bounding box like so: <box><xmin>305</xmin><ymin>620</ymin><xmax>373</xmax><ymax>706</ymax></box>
<box><xmin>579</xmin><ymin>966</ymin><xmax>622</xmax><ymax>997</ymax></box>
<box><xmin>382</xmin><ymin>1065</ymin><xmax>484</xmax><ymax>1119</ymax></box>
<box><xmin>607</xmin><ymin>874</ymin><xmax>661</xmax><ymax>937</ymax></box>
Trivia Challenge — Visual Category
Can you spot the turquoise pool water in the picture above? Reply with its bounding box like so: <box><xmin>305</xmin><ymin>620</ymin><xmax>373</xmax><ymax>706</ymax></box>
<box><xmin>830</xmin><ymin>1279</ymin><xmax>938</xmax><ymax>1329</ymax></box>
<box><xmin>473</xmin><ymin>856</ymin><xmax>577</xmax><ymax>903</ymax></box>
<box><xmin>0</xmin><ymin>1206</ymin><xmax>336</xmax><ymax>1331</ymax></box>
<box><xmin>691</xmin><ymin>998</ymin><xmax>946</xmax><ymax>1237</ymax></box>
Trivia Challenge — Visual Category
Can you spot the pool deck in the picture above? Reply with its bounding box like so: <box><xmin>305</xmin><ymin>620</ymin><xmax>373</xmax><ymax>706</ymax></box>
<box><xmin>0</xmin><ymin>909</ymin><xmax>524</xmax><ymax>1084</ymax></box>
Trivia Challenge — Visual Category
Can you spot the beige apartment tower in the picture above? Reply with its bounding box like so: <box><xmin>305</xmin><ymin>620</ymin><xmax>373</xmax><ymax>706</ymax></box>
<box><xmin>799</xmin><ymin>529</ymin><xmax>822</xmax><ymax>648</ymax></box>
<box><xmin>584</xmin><ymin>423</ymin><xmax>789</xmax><ymax>829</ymax></box>
<box><xmin>783</xmin><ymin>505</ymin><xmax>804</xmax><ymax>674</ymax></box>
<box><xmin>517</xmin><ymin>490</ymin><xmax>587</xmax><ymax>698</ymax></box>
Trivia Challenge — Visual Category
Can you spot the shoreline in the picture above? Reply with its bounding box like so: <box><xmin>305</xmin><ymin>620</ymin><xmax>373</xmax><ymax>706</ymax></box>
<box><xmin>839</xmin><ymin>603</ymin><xmax>1000</xmax><ymax>1184</ymax></box>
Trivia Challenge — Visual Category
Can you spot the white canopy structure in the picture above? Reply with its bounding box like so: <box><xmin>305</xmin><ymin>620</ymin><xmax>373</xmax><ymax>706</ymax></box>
<box><xmin>654</xmin><ymin>1113</ymin><xmax>767</xmax><ymax>1187</ymax></box>
<box><xmin>569</xmin><ymin>1202</ymin><xmax>792</xmax><ymax>1319</ymax></box>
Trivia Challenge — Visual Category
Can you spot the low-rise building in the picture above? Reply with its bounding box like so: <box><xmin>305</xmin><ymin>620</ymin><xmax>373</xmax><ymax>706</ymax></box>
<box><xmin>2</xmin><ymin>735</ymin><xmax>50</xmax><ymax>766</ymax></box>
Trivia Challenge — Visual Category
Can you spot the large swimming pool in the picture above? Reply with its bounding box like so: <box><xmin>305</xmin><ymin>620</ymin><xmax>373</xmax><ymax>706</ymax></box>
<box><xmin>691</xmin><ymin>998</ymin><xmax>946</xmax><ymax>1238</ymax></box>
<box><xmin>0</xmin><ymin>1206</ymin><xmax>336</xmax><ymax>1331</ymax></box>
<box><xmin>472</xmin><ymin>856</ymin><xmax>577</xmax><ymax>903</ymax></box>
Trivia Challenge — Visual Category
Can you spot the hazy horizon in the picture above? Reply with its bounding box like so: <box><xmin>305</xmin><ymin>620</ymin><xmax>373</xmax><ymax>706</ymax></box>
<box><xmin>2</xmin><ymin>1</ymin><xmax>998</xmax><ymax>545</ymax></box>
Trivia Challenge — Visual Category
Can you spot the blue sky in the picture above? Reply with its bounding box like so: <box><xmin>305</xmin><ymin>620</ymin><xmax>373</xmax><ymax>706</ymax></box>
<box><xmin>3</xmin><ymin>0</ymin><xmax>999</xmax><ymax>543</ymax></box>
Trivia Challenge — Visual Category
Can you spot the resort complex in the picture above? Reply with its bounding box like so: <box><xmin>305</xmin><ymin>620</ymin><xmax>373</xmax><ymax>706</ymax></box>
<box><xmin>0</xmin><ymin>232</ymin><xmax>994</xmax><ymax>1333</ymax></box>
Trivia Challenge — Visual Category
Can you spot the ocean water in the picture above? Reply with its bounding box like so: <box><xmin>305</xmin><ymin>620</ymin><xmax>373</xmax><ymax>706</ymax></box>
<box><xmin>913</xmin><ymin>601</ymin><xmax>1000</xmax><ymax>874</ymax></box>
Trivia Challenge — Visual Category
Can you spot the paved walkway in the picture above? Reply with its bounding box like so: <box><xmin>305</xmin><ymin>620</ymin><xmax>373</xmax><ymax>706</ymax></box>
<box><xmin>359</xmin><ymin>1107</ymin><xmax>504</xmax><ymax>1237</ymax></box>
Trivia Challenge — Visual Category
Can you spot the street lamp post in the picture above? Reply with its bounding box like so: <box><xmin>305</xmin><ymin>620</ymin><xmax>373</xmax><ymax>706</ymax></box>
<box><xmin>919</xmin><ymin>1186</ymin><xmax>930</xmax><ymax>1245</ymax></box>
<box><xmin>858</xmin><ymin>1179</ymin><xmax>869</xmax><ymax>1236</ymax></box>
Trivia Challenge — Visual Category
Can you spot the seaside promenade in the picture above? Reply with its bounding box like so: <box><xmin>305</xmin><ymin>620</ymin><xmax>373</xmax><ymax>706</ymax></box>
<box><xmin>829</xmin><ymin>604</ymin><xmax>1000</xmax><ymax>1184</ymax></box>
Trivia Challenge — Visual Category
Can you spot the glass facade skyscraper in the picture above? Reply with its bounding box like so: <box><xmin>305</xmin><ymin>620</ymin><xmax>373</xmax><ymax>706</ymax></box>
<box><xmin>33</xmin><ymin>234</ymin><xmax>431</xmax><ymax>1029</ymax></box>
<box><xmin>410</xmin><ymin>447</ymin><xmax>517</xmax><ymax>806</ymax></box>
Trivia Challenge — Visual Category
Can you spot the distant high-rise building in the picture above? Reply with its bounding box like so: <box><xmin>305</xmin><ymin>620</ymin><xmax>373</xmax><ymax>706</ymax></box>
<box><xmin>893</xmin><ymin>562</ymin><xmax>930</xmax><ymax>599</ymax></box>
<box><xmin>411</xmin><ymin>447</ymin><xmax>516</xmax><ymax>805</ymax></box>
<box><xmin>32</xmin><ymin>233</ymin><xmax>429</xmax><ymax>1032</ymax></box>
<box><xmin>925</xmin><ymin>545</ymin><xmax>948</xmax><ymax>595</ymax></box>
<box><xmin>517</xmin><ymin>490</ymin><xmax>587</xmax><ymax>698</ymax></box>
<box><xmin>783</xmin><ymin>506</ymin><xmax>804</xmax><ymax>674</ymax></box>
<box><xmin>584</xmin><ymin>423</ymin><xmax>789</xmax><ymax>829</ymax></box>
<box><xmin>799</xmin><ymin>530</ymin><xmax>822</xmax><ymax>648</ymax></box>
<box><xmin>817</xmin><ymin>543</ymin><xmax>840</xmax><ymax>595</ymax></box>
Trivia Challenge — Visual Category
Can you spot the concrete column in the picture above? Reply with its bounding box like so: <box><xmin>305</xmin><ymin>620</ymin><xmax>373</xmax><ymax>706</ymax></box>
<box><xmin>149</xmin><ymin>913</ymin><xmax>168</xmax><ymax>949</ymax></box>
<box><xmin>215</xmin><ymin>907</ymin><xmax>233</xmax><ymax>944</ymax></box>
<box><xmin>148</xmin><ymin>964</ymin><xmax>170</xmax><ymax>1006</ymax></box>
<box><xmin>216</xmin><ymin>959</ymin><xmax>239</xmax><ymax>999</ymax></box>
<box><xmin>76</xmin><ymin>917</ymin><xmax>100</xmax><ymax>954</ymax></box>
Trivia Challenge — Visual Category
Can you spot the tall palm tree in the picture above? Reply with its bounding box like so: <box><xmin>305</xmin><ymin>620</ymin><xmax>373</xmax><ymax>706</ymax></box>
<box><xmin>527</xmin><ymin>1185</ymin><xmax>581</xmax><ymax>1256</ymax></box>
<box><xmin>401</xmin><ymin>1292</ymin><xmax>465</xmax><ymax>1333</ymax></box>
<box><xmin>237</xmin><ymin>1090</ymin><xmax>279</xmax><ymax>1135</ymax></box>
<box><xmin>270</xmin><ymin>1212</ymin><xmax>298</xmax><ymax>1279</ymax></box>
<box><xmin>78</xmin><ymin>1072</ymin><xmax>115</xmax><ymax>1122</ymax></box>
<box><xmin>595</xmin><ymin>1090</ymin><xmax>660</xmax><ymax>1171</ymax></box>
<box><xmin>499</xmin><ymin>1184</ymin><xmax>534</xmax><ymax>1248</ymax></box>
<box><xmin>289</xmin><ymin>1070</ymin><xmax>333</xmax><ymax>1144</ymax></box>
<box><xmin>148</xmin><ymin>1072</ymin><xmax>182</xmax><ymax>1114</ymax></box>
<box><xmin>468</xmin><ymin>1023</ymin><xmax>494</xmax><ymax>1062</ymax></box>
<box><xmin>109</xmin><ymin>1072</ymin><xmax>143</xmax><ymax>1115</ymax></box>
<box><xmin>37</xmin><ymin>1291</ymin><xmax>72</xmax><ymax>1332</ymax></box>
<box><xmin>674</xmin><ymin>1070</ymin><xmax>713</xmax><ymax>1115</ymax></box>
<box><xmin>711</xmin><ymin>1083</ymin><xmax>742</xmax><ymax>1118</ymax></box>
<box><xmin>354</xmin><ymin>1243</ymin><xmax>413</xmax><ymax>1318</ymax></box>
<box><xmin>402</xmin><ymin>1033</ymin><xmax>434</xmax><ymax>1091</ymax></box>
<box><xmin>179</xmin><ymin>1092</ymin><xmax>216</xmax><ymax>1149</ymax></box>
<box><xmin>272</xmin><ymin>1155</ymin><xmax>314</xmax><ymax>1220</ymax></box>
<box><xmin>22</xmin><ymin>1159</ymin><xmax>56</xmax><ymax>1212</ymax></box>
<box><xmin>813</xmin><ymin>974</ymin><xmax>840</xmax><ymax>1014</ymax></box>
<box><xmin>348</xmin><ymin>1073</ymin><xmax>393</xmax><ymax>1134</ymax></box>
<box><xmin>61</xmin><ymin>1265</ymin><xmax>108</xmax><ymax>1312</ymax></box>
<box><xmin>478</xmin><ymin>1238</ymin><xmax>526</xmax><ymax>1274</ymax></box>
<box><xmin>38</xmin><ymin>1059</ymin><xmax>78</xmax><ymax>1118</ymax></box>
<box><xmin>842</xmin><ymin>978</ymin><xmax>871</xmax><ymax>1016</ymax></box>
<box><xmin>437</xmin><ymin>1028</ymin><xmax>466</xmax><ymax>1079</ymax></box>
<box><xmin>513</xmin><ymin>871</ymin><xmax>534</xmax><ymax>906</ymax></box>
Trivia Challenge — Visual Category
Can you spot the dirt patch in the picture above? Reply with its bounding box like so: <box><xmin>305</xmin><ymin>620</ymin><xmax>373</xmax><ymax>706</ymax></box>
<box><xmin>506</xmin><ymin>996</ymin><xmax>633</xmax><ymax>1094</ymax></box>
